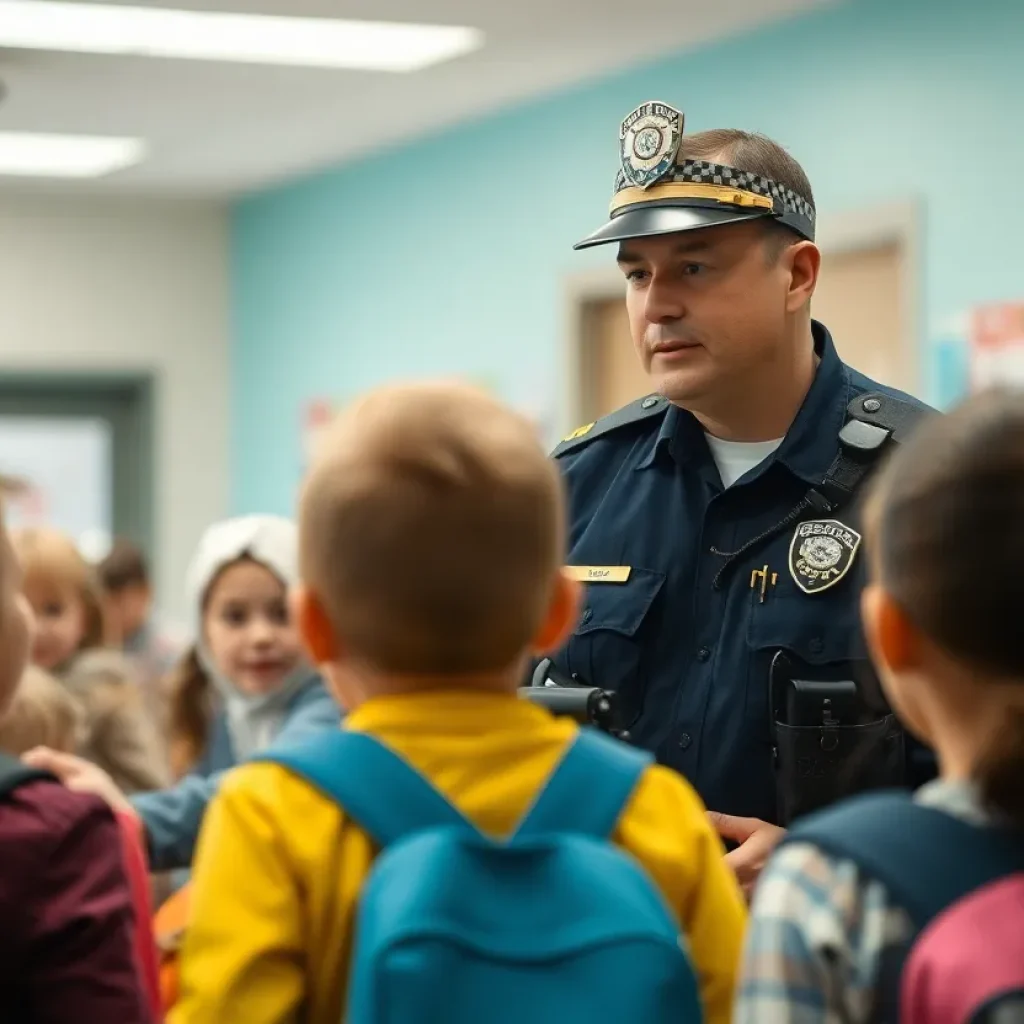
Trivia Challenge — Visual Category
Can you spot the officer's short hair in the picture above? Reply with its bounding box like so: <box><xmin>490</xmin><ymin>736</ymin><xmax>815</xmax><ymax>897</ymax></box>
<box><xmin>299</xmin><ymin>382</ymin><xmax>565</xmax><ymax>675</ymax></box>
<box><xmin>679</xmin><ymin>129</ymin><xmax>815</xmax><ymax>254</ymax></box>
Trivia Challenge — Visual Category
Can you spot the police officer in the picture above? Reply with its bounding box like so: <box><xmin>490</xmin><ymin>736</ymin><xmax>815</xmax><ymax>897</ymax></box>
<box><xmin>541</xmin><ymin>102</ymin><xmax>932</xmax><ymax>892</ymax></box>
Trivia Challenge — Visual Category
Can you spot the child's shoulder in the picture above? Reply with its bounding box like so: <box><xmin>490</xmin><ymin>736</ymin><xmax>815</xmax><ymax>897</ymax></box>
<box><xmin>63</xmin><ymin>650</ymin><xmax>144</xmax><ymax>715</ymax></box>
<box><xmin>64</xmin><ymin>647</ymin><xmax>139</xmax><ymax>685</ymax></box>
<box><xmin>219</xmin><ymin>758</ymin><xmax>343</xmax><ymax>820</ymax></box>
<box><xmin>613</xmin><ymin>762</ymin><xmax>724</xmax><ymax>875</ymax></box>
<box><xmin>0</xmin><ymin>777</ymin><xmax>115</xmax><ymax>854</ymax></box>
<box><xmin>628</xmin><ymin>761</ymin><xmax>715</xmax><ymax>830</ymax></box>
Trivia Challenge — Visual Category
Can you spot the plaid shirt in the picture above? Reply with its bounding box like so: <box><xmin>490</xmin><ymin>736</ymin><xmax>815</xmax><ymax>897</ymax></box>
<box><xmin>735</xmin><ymin>780</ymin><xmax>988</xmax><ymax>1024</ymax></box>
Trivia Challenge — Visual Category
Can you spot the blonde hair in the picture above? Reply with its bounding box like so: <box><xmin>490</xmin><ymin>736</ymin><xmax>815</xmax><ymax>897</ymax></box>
<box><xmin>0</xmin><ymin>664</ymin><xmax>84</xmax><ymax>756</ymax></box>
<box><xmin>299</xmin><ymin>381</ymin><xmax>565</xmax><ymax>674</ymax></box>
<box><xmin>12</xmin><ymin>527</ymin><xmax>109</xmax><ymax>652</ymax></box>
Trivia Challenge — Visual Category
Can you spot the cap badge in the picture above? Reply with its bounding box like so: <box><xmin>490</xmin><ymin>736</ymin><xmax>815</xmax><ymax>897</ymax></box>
<box><xmin>619</xmin><ymin>101</ymin><xmax>684</xmax><ymax>189</ymax></box>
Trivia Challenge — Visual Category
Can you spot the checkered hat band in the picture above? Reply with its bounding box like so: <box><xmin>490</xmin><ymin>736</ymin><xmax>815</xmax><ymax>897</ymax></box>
<box><xmin>613</xmin><ymin>159</ymin><xmax>815</xmax><ymax>226</ymax></box>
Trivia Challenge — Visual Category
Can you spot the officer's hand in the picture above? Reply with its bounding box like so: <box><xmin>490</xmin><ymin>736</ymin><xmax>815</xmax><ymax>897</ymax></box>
<box><xmin>707</xmin><ymin>811</ymin><xmax>786</xmax><ymax>900</ymax></box>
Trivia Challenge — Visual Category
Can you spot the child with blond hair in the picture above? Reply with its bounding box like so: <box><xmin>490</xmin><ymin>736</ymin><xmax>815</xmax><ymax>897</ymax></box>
<box><xmin>0</xmin><ymin>509</ymin><xmax>152</xmax><ymax>1021</ymax></box>
<box><xmin>0</xmin><ymin>664</ymin><xmax>83</xmax><ymax>756</ymax></box>
<box><xmin>14</xmin><ymin>526</ymin><xmax>167</xmax><ymax>792</ymax></box>
<box><xmin>171</xmin><ymin>382</ymin><xmax>746</xmax><ymax>1024</ymax></box>
<box><xmin>0</xmin><ymin>660</ymin><xmax>163</xmax><ymax>1019</ymax></box>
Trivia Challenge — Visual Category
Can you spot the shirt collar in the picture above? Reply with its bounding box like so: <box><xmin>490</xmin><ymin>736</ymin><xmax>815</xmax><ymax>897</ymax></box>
<box><xmin>773</xmin><ymin>321</ymin><xmax>850</xmax><ymax>486</ymax></box>
<box><xmin>344</xmin><ymin>688</ymin><xmax>553</xmax><ymax>736</ymax></box>
<box><xmin>636</xmin><ymin>320</ymin><xmax>849</xmax><ymax>485</ymax></box>
<box><xmin>636</xmin><ymin>402</ymin><xmax>694</xmax><ymax>470</ymax></box>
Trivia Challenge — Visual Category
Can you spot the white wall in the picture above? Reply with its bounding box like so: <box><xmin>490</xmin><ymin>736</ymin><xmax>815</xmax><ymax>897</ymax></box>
<box><xmin>0</xmin><ymin>195</ymin><xmax>229</xmax><ymax>621</ymax></box>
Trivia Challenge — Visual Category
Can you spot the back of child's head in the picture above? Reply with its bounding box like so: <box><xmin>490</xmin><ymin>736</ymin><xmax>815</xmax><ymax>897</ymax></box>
<box><xmin>13</xmin><ymin>527</ymin><xmax>107</xmax><ymax>656</ymax></box>
<box><xmin>299</xmin><ymin>381</ymin><xmax>565</xmax><ymax>677</ymax></box>
<box><xmin>864</xmin><ymin>388</ymin><xmax>1024</xmax><ymax>822</ymax></box>
<box><xmin>0</xmin><ymin>664</ymin><xmax>83</xmax><ymax>756</ymax></box>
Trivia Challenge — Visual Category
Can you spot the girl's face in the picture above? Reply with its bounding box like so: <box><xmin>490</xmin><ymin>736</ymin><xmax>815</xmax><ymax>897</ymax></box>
<box><xmin>23</xmin><ymin>575</ymin><xmax>87</xmax><ymax>672</ymax></box>
<box><xmin>203</xmin><ymin>559</ymin><xmax>303</xmax><ymax>697</ymax></box>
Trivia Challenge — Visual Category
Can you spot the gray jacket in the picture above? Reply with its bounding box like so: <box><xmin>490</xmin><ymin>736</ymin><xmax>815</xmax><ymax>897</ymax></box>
<box><xmin>132</xmin><ymin>675</ymin><xmax>340</xmax><ymax>872</ymax></box>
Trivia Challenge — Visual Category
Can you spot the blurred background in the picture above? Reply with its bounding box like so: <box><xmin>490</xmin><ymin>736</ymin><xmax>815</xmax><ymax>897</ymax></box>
<box><xmin>0</xmin><ymin>0</ymin><xmax>1021</xmax><ymax>625</ymax></box>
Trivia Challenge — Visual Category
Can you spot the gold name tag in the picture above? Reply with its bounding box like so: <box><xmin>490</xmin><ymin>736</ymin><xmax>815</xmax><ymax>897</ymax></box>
<box><xmin>565</xmin><ymin>565</ymin><xmax>632</xmax><ymax>583</ymax></box>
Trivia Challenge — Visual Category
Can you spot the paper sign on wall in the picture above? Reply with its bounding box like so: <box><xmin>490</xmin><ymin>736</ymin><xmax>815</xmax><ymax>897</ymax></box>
<box><xmin>302</xmin><ymin>399</ymin><xmax>335</xmax><ymax>467</ymax></box>
<box><xmin>971</xmin><ymin>303</ymin><xmax>1024</xmax><ymax>390</ymax></box>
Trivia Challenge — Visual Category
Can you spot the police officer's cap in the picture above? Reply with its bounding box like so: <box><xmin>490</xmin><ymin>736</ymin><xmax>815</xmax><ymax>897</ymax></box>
<box><xmin>575</xmin><ymin>101</ymin><xmax>816</xmax><ymax>250</ymax></box>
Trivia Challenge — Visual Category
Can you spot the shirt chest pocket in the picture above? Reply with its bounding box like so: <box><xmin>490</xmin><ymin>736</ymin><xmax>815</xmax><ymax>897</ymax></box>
<box><xmin>563</xmin><ymin>567</ymin><xmax>666</xmax><ymax>727</ymax></box>
<box><xmin>747</xmin><ymin>594</ymin><xmax>868</xmax><ymax>665</ymax></box>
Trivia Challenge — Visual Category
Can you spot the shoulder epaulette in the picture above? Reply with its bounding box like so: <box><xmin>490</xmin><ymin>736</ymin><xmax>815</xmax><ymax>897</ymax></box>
<box><xmin>815</xmin><ymin>391</ymin><xmax>938</xmax><ymax>510</ymax></box>
<box><xmin>845</xmin><ymin>391</ymin><xmax>937</xmax><ymax>446</ymax></box>
<box><xmin>550</xmin><ymin>394</ymin><xmax>669</xmax><ymax>459</ymax></box>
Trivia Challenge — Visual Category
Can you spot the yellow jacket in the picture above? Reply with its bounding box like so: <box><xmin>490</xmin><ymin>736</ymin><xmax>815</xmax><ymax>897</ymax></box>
<box><xmin>171</xmin><ymin>690</ymin><xmax>746</xmax><ymax>1024</ymax></box>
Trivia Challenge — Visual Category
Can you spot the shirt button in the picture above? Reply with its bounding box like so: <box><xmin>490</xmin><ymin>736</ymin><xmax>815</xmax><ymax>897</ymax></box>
<box><xmin>697</xmin><ymin>646</ymin><xmax>711</xmax><ymax>662</ymax></box>
<box><xmin>580</xmin><ymin>608</ymin><xmax>593</xmax><ymax>625</ymax></box>
<box><xmin>678</xmin><ymin>732</ymin><xmax>693</xmax><ymax>750</ymax></box>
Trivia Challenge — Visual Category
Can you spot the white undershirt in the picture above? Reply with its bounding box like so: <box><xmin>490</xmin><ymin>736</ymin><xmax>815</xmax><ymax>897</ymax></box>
<box><xmin>704</xmin><ymin>434</ymin><xmax>784</xmax><ymax>489</ymax></box>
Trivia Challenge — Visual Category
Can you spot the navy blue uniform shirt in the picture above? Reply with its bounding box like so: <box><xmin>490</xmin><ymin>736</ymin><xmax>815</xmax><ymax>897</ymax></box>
<box><xmin>551</xmin><ymin>322</ymin><xmax>928</xmax><ymax>823</ymax></box>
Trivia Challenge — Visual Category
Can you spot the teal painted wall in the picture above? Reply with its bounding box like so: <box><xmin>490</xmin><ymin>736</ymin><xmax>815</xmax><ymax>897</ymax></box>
<box><xmin>231</xmin><ymin>0</ymin><xmax>1023</xmax><ymax>513</ymax></box>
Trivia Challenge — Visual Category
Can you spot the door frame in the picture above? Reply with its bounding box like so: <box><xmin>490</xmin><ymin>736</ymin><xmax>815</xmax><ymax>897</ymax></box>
<box><xmin>560</xmin><ymin>199</ymin><xmax>923</xmax><ymax>434</ymax></box>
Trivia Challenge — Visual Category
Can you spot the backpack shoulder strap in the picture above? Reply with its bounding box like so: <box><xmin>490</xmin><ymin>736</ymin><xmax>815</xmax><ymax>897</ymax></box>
<box><xmin>260</xmin><ymin>729</ymin><xmax>478</xmax><ymax>849</ymax></box>
<box><xmin>515</xmin><ymin>728</ymin><xmax>653</xmax><ymax>840</ymax></box>
<box><xmin>785</xmin><ymin>790</ymin><xmax>1024</xmax><ymax>930</ymax></box>
<box><xmin>0</xmin><ymin>752</ymin><xmax>52</xmax><ymax>800</ymax></box>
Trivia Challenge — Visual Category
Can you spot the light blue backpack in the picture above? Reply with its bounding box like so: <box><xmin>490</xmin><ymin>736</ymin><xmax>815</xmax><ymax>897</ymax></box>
<box><xmin>265</xmin><ymin>726</ymin><xmax>702</xmax><ymax>1024</ymax></box>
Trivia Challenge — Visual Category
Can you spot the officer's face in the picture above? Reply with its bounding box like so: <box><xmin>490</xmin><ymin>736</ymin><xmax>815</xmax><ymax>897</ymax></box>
<box><xmin>617</xmin><ymin>221</ymin><xmax>810</xmax><ymax>406</ymax></box>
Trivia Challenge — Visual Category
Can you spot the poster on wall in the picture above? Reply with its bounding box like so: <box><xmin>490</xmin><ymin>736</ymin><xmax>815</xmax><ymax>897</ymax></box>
<box><xmin>970</xmin><ymin>302</ymin><xmax>1024</xmax><ymax>390</ymax></box>
<box><xmin>299</xmin><ymin>377</ymin><xmax>559</xmax><ymax>479</ymax></box>
<box><xmin>302</xmin><ymin>399</ymin><xmax>335</xmax><ymax>468</ymax></box>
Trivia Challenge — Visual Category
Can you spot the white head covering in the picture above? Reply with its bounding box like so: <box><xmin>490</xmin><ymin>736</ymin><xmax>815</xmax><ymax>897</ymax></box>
<box><xmin>185</xmin><ymin>515</ymin><xmax>311</xmax><ymax>761</ymax></box>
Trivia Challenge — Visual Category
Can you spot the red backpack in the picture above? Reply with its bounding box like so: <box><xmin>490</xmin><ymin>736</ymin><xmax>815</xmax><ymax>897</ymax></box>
<box><xmin>785</xmin><ymin>791</ymin><xmax>1024</xmax><ymax>1023</ymax></box>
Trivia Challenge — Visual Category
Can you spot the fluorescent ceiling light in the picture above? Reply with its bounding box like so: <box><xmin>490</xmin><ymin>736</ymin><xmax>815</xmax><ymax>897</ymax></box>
<box><xmin>0</xmin><ymin>133</ymin><xmax>145</xmax><ymax>177</ymax></box>
<box><xmin>0</xmin><ymin>2</ymin><xmax>483</xmax><ymax>72</ymax></box>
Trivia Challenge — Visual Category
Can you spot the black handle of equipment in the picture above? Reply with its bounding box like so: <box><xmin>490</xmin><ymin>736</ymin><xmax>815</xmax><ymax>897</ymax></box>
<box><xmin>519</xmin><ymin>658</ymin><xmax>630</xmax><ymax>740</ymax></box>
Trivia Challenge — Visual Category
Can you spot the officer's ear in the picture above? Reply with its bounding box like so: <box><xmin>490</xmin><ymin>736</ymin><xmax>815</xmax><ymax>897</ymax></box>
<box><xmin>861</xmin><ymin>583</ymin><xmax>919</xmax><ymax>674</ymax></box>
<box><xmin>783</xmin><ymin>240</ymin><xmax>820</xmax><ymax>315</ymax></box>
<box><xmin>531</xmin><ymin>569</ymin><xmax>581</xmax><ymax>655</ymax></box>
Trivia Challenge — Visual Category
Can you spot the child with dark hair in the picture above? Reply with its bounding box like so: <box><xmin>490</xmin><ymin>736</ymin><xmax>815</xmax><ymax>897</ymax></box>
<box><xmin>738</xmin><ymin>388</ymin><xmax>1024</xmax><ymax>1023</ymax></box>
<box><xmin>98</xmin><ymin>539</ymin><xmax>185</xmax><ymax>685</ymax></box>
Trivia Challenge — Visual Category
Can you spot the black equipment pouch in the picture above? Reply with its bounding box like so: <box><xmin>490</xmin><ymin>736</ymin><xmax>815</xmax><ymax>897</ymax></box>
<box><xmin>770</xmin><ymin>652</ymin><xmax>904</xmax><ymax>824</ymax></box>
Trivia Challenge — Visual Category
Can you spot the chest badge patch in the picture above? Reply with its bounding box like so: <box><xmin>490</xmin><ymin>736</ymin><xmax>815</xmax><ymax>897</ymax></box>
<box><xmin>788</xmin><ymin>519</ymin><xmax>862</xmax><ymax>595</ymax></box>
